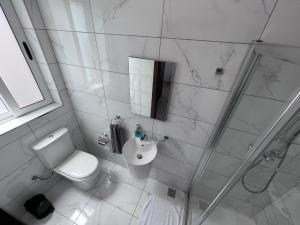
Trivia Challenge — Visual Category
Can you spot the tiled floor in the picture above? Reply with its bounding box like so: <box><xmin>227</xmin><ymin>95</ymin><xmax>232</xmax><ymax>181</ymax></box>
<box><xmin>22</xmin><ymin>158</ymin><xmax>186</xmax><ymax>225</ymax></box>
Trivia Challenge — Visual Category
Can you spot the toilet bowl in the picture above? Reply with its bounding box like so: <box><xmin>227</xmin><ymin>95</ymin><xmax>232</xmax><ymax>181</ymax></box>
<box><xmin>32</xmin><ymin>127</ymin><xmax>100</xmax><ymax>190</ymax></box>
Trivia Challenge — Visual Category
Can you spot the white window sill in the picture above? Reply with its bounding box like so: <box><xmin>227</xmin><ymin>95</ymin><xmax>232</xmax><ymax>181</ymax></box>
<box><xmin>0</xmin><ymin>103</ymin><xmax>62</xmax><ymax>136</ymax></box>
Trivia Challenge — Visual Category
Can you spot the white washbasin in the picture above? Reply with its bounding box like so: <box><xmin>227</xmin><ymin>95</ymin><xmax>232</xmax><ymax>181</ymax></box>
<box><xmin>123</xmin><ymin>138</ymin><xmax>157</xmax><ymax>179</ymax></box>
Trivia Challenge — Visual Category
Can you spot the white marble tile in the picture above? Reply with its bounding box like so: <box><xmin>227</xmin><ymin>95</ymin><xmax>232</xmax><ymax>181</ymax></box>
<box><xmin>46</xmin><ymin>179</ymin><xmax>93</xmax><ymax>222</ymax></box>
<box><xmin>75</xmin><ymin>196</ymin><xmax>131</xmax><ymax>225</ymax></box>
<box><xmin>254</xmin><ymin>210</ymin><xmax>269</xmax><ymax>225</ymax></box>
<box><xmin>0</xmin><ymin>124</ymin><xmax>30</xmax><ymax>149</ymax></box>
<box><xmin>169</xmin><ymin>83</ymin><xmax>229</xmax><ymax>124</ymax></box>
<box><xmin>38</xmin><ymin>0</ymin><xmax>94</xmax><ymax>32</ymax></box>
<box><xmin>160</xmin><ymin>39</ymin><xmax>248</xmax><ymax>91</ymax></box>
<box><xmin>22</xmin><ymin>211</ymin><xmax>73</xmax><ymax>225</ymax></box>
<box><xmin>0</xmin><ymin>157</ymin><xmax>47</xmax><ymax>206</ymax></box>
<box><xmin>162</xmin><ymin>0</ymin><xmax>276</xmax><ymax>42</ymax></box>
<box><xmin>206</xmin><ymin>152</ymin><xmax>243</xmax><ymax>177</ymax></box>
<box><xmin>90</xmin><ymin>0</ymin><xmax>163</xmax><ymax>36</ymax></box>
<box><xmin>94</xmin><ymin>180</ymin><xmax>142</xmax><ymax>214</ymax></box>
<box><xmin>60</xmin><ymin>64</ymin><xmax>104</xmax><ymax>96</ymax></box>
<box><xmin>155</xmin><ymin>136</ymin><xmax>204</xmax><ymax>168</ymax></box>
<box><xmin>280</xmin><ymin>186</ymin><xmax>300</xmax><ymax>225</ymax></box>
<box><xmin>96</xmin><ymin>34</ymin><xmax>160</xmax><ymax>74</ymax></box>
<box><xmin>263</xmin><ymin>199</ymin><xmax>294</xmax><ymax>225</ymax></box>
<box><xmin>261</xmin><ymin>0</ymin><xmax>300</xmax><ymax>47</ymax></box>
<box><xmin>153</xmin><ymin>114</ymin><xmax>214</xmax><ymax>147</ymax></box>
<box><xmin>190</xmin><ymin>184</ymin><xmax>218</xmax><ymax>203</ymax></box>
<box><xmin>39</xmin><ymin>63</ymin><xmax>66</xmax><ymax>91</ymax></box>
<box><xmin>0</xmin><ymin>132</ymin><xmax>36</xmax><ymax>180</ymax></box>
<box><xmin>149</xmin><ymin>167</ymin><xmax>191</xmax><ymax>192</ymax></box>
<box><xmin>152</xmin><ymin>153</ymin><xmax>195</xmax><ymax>181</ymax></box>
<box><xmin>110</xmin><ymin>164</ymin><xmax>147</xmax><ymax>190</ymax></box>
<box><xmin>227</xmin><ymin>95</ymin><xmax>284</xmax><ymax>135</ymax></box>
<box><xmin>215</xmin><ymin>128</ymin><xmax>259</xmax><ymax>160</ymax></box>
<box><xmin>102</xmin><ymin>71</ymin><xmax>130</xmax><ymax>103</ymax></box>
<box><xmin>75</xmin><ymin>111</ymin><xmax>109</xmax><ymax>133</ymax></box>
<box><xmin>98</xmin><ymin>158</ymin><xmax>115</xmax><ymax>173</ymax></box>
<box><xmin>69</xmin><ymin>91</ymin><xmax>107</xmax><ymax>118</ymax></box>
<box><xmin>48</xmin><ymin>30</ymin><xmax>99</xmax><ymax>68</ymax></box>
<box><xmin>195</xmin><ymin>170</ymin><xmax>228</xmax><ymax>192</ymax></box>
<box><xmin>246</xmin><ymin>55</ymin><xmax>300</xmax><ymax>101</ymax></box>
<box><xmin>32</xmin><ymin>111</ymin><xmax>78</xmax><ymax>138</ymax></box>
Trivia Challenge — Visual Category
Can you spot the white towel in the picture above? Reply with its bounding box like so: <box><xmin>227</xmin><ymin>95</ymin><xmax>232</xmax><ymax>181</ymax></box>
<box><xmin>138</xmin><ymin>194</ymin><xmax>184</xmax><ymax>225</ymax></box>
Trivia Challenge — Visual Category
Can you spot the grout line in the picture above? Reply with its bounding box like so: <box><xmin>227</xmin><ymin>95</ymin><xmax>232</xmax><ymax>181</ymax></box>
<box><xmin>258</xmin><ymin>0</ymin><xmax>279</xmax><ymax>40</ymax></box>
<box><xmin>34</xmin><ymin>27</ymin><xmax>252</xmax><ymax>45</ymax></box>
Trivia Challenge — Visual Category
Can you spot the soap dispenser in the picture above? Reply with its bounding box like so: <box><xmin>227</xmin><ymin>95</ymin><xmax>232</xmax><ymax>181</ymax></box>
<box><xmin>134</xmin><ymin>124</ymin><xmax>144</xmax><ymax>139</ymax></box>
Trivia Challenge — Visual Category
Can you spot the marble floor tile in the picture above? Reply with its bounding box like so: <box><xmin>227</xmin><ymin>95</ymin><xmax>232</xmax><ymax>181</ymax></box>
<box><xmin>46</xmin><ymin>179</ymin><xmax>93</xmax><ymax>222</ymax></box>
<box><xmin>22</xmin><ymin>211</ymin><xmax>73</xmax><ymax>225</ymax></box>
<box><xmin>110</xmin><ymin>164</ymin><xmax>147</xmax><ymax>190</ymax></box>
<box><xmin>94</xmin><ymin>180</ymin><xmax>142</xmax><ymax>214</ymax></box>
<box><xmin>75</xmin><ymin>196</ymin><xmax>131</xmax><ymax>225</ymax></box>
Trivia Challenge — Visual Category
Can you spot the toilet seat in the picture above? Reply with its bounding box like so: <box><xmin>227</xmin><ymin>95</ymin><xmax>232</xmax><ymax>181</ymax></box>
<box><xmin>54</xmin><ymin>150</ymin><xmax>99</xmax><ymax>180</ymax></box>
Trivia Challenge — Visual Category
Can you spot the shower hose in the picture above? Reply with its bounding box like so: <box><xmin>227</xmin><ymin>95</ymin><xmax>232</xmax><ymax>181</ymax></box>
<box><xmin>241</xmin><ymin>130</ymin><xmax>300</xmax><ymax>193</ymax></box>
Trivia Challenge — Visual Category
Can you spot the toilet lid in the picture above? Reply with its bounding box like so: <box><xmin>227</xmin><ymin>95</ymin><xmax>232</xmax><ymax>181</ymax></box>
<box><xmin>54</xmin><ymin>150</ymin><xmax>99</xmax><ymax>180</ymax></box>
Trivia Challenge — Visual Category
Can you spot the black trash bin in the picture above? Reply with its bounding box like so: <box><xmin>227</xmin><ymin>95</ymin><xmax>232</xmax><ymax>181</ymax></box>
<box><xmin>24</xmin><ymin>194</ymin><xmax>54</xmax><ymax>219</ymax></box>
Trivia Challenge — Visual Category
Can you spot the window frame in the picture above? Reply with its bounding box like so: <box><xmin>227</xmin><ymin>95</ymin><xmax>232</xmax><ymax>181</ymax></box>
<box><xmin>0</xmin><ymin>0</ymin><xmax>52</xmax><ymax>119</ymax></box>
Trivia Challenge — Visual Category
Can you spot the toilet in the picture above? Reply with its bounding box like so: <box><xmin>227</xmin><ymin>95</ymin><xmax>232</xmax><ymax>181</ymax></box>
<box><xmin>32</xmin><ymin>127</ymin><xmax>100</xmax><ymax>190</ymax></box>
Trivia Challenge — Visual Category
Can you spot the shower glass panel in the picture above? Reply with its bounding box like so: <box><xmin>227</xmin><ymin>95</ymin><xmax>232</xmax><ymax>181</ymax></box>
<box><xmin>188</xmin><ymin>46</ymin><xmax>300</xmax><ymax>225</ymax></box>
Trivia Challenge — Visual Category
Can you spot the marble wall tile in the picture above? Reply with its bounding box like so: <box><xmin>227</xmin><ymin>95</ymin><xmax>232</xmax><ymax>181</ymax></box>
<box><xmin>48</xmin><ymin>30</ymin><xmax>99</xmax><ymax>68</ymax></box>
<box><xmin>69</xmin><ymin>91</ymin><xmax>107</xmax><ymax>118</ymax></box>
<box><xmin>60</xmin><ymin>64</ymin><xmax>104</xmax><ymax>96</ymax></box>
<box><xmin>162</xmin><ymin>0</ymin><xmax>276</xmax><ymax>42</ymax></box>
<box><xmin>149</xmin><ymin>167</ymin><xmax>191</xmax><ymax>192</ymax></box>
<box><xmin>215</xmin><ymin>128</ymin><xmax>259</xmax><ymax>160</ymax></box>
<box><xmin>152</xmin><ymin>153</ymin><xmax>195</xmax><ymax>180</ymax></box>
<box><xmin>39</xmin><ymin>63</ymin><xmax>66</xmax><ymax>91</ymax></box>
<box><xmin>206</xmin><ymin>152</ymin><xmax>243</xmax><ymax>177</ymax></box>
<box><xmin>153</xmin><ymin>114</ymin><xmax>214</xmax><ymax>147</ymax></box>
<box><xmin>96</xmin><ymin>34</ymin><xmax>160</xmax><ymax>74</ymax></box>
<box><xmin>0</xmin><ymin>132</ymin><xmax>36</xmax><ymax>180</ymax></box>
<box><xmin>261</xmin><ymin>0</ymin><xmax>300</xmax><ymax>47</ymax></box>
<box><xmin>0</xmin><ymin>124</ymin><xmax>30</xmax><ymax>149</ymax></box>
<box><xmin>31</xmin><ymin>111</ymin><xmax>78</xmax><ymax>138</ymax></box>
<box><xmin>38</xmin><ymin>0</ymin><xmax>94</xmax><ymax>32</ymax></box>
<box><xmin>227</xmin><ymin>95</ymin><xmax>284</xmax><ymax>135</ymax></box>
<box><xmin>90</xmin><ymin>0</ymin><xmax>163</xmax><ymax>37</ymax></box>
<box><xmin>102</xmin><ymin>71</ymin><xmax>130</xmax><ymax>103</ymax></box>
<box><xmin>194</xmin><ymin>170</ymin><xmax>228</xmax><ymax>191</ymax></box>
<box><xmin>246</xmin><ymin>55</ymin><xmax>300</xmax><ymax>101</ymax></box>
<box><xmin>160</xmin><ymin>39</ymin><xmax>248</xmax><ymax>91</ymax></box>
<box><xmin>169</xmin><ymin>83</ymin><xmax>229</xmax><ymax>124</ymax></box>
<box><xmin>0</xmin><ymin>158</ymin><xmax>46</xmax><ymax>206</ymax></box>
<box><xmin>75</xmin><ymin>110</ymin><xmax>109</xmax><ymax>133</ymax></box>
<box><xmin>155</xmin><ymin>136</ymin><xmax>204</xmax><ymax>168</ymax></box>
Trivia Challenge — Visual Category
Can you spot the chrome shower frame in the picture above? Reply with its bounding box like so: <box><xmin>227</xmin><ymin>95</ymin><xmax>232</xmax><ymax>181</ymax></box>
<box><xmin>188</xmin><ymin>42</ymin><xmax>300</xmax><ymax>225</ymax></box>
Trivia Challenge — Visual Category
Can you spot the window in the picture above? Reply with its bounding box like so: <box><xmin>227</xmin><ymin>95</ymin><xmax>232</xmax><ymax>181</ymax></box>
<box><xmin>0</xmin><ymin>1</ymin><xmax>52</xmax><ymax>123</ymax></box>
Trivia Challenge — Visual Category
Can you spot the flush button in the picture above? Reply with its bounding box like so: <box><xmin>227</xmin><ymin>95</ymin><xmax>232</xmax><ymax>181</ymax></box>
<box><xmin>48</xmin><ymin>134</ymin><xmax>54</xmax><ymax>138</ymax></box>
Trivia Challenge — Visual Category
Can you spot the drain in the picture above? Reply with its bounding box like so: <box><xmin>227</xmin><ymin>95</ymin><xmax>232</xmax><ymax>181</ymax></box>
<box><xmin>137</xmin><ymin>153</ymin><xmax>143</xmax><ymax>159</ymax></box>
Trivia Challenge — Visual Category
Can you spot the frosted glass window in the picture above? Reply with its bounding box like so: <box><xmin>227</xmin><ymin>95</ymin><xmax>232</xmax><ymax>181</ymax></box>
<box><xmin>0</xmin><ymin>6</ymin><xmax>43</xmax><ymax>108</ymax></box>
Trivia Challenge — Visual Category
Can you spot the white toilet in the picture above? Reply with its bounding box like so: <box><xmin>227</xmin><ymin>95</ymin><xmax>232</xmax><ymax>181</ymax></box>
<box><xmin>32</xmin><ymin>127</ymin><xmax>100</xmax><ymax>190</ymax></box>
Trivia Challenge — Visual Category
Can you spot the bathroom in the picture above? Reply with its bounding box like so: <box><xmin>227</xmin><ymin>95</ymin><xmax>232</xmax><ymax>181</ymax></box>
<box><xmin>0</xmin><ymin>0</ymin><xmax>299</xmax><ymax>224</ymax></box>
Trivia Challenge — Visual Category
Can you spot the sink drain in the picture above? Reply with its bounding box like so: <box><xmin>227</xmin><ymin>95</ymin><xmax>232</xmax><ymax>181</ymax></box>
<box><xmin>137</xmin><ymin>153</ymin><xmax>143</xmax><ymax>159</ymax></box>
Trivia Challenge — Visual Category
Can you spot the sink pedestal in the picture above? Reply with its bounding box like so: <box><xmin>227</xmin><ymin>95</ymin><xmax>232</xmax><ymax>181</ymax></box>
<box><xmin>127</xmin><ymin>163</ymin><xmax>151</xmax><ymax>179</ymax></box>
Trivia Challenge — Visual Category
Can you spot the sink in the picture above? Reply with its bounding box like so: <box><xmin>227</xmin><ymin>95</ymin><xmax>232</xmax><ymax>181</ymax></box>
<box><xmin>123</xmin><ymin>138</ymin><xmax>157</xmax><ymax>179</ymax></box>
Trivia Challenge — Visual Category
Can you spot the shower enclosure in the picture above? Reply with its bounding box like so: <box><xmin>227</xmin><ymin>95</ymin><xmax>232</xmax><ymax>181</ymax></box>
<box><xmin>187</xmin><ymin>43</ymin><xmax>300</xmax><ymax>225</ymax></box>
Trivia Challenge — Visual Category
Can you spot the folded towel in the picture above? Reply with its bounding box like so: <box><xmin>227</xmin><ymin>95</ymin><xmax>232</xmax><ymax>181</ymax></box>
<box><xmin>110</xmin><ymin>124</ymin><xmax>124</xmax><ymax>154</ymax></box>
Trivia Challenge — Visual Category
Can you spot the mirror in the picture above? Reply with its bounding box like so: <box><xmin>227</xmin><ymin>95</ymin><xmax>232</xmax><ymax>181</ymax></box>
<box><xmin>129</xmin><ymin>57</ymin><xmax>175</xmax><ymax>121</ymax></box>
